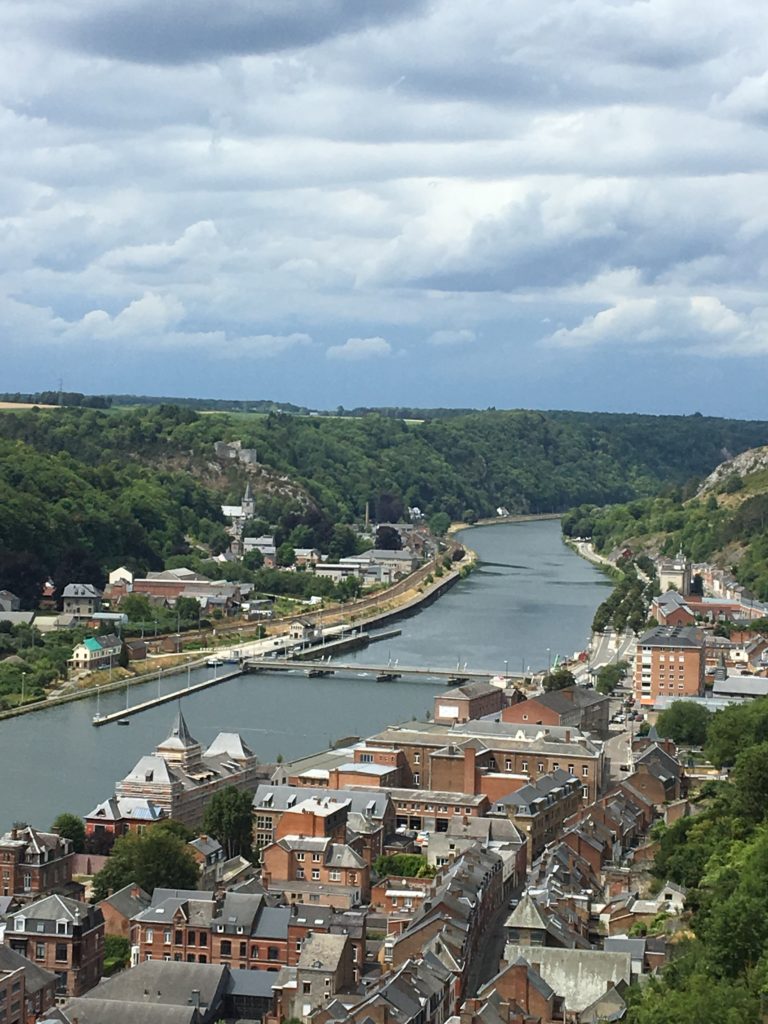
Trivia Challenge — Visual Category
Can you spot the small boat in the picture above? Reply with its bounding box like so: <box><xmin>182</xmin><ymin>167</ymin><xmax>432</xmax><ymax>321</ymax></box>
<box><xmin>305</xmin><ymin>668</ymin><xmax>335</xmax><ymax>678</ymax></box>
<box><xmin>117</xmin><ymin>719</ymin><xmax>131</xmax><ymax>726</ymax></box>
<box><xmin>92</xmin><ymin>713</ymin><xmax>106</xmax><ymax>724</ymax></box>
<box><xmin>206</xmin><ymin>656</ymin><xmax>225</xmax><ymax>667</ymax></box>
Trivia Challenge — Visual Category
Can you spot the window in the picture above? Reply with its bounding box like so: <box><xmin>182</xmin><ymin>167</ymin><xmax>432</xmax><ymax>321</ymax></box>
<box><xmin>251</xmin><ymin>946</ymin><xmax>259</xmax><ymax>959</ymax></box>
<box><xmin>198</xmin><ymin>933</ymin><xmax>207</xmax><ymax>946</ymax></box>
<box><xmin>188</xmin><ymin>930</ymin><xmax>195</xmax><ymax>944</ymax></box>
<box><xmin>303</xmin><ymin>981</ymin><xmax>312</xmax><ymax>994</ymax></box>
<box><xmin>349</xmin><ymin>873</ymin><xmax>357</xmax><ymax>884</ymax></box>
<box><xmin>505</xmin><ymin>760</ymin><xmax>512</xmax><ymax>771</ymax></box>
<box><xmin>414</xmin><ymin>753</ymin><xmax>420</xmax><ymax>764</ymax></box>
<box><xmin>582</xmin><ymin>766</ymin><xmax>589</xmax><ymax>777</ymax></box>
<box><xmin>199</xmin><ymin>954</ymin><xmax>207</xmax><ymax>964</ymax></box>
<box><xmin>186</xmin><ymin>954</ymin><xmax>195</xmax><ymax>962</ymax></box>
<box><xmin>35</xmin><ymin>943</ymin><xmax>45</xmax><ymax>961</ymax></box>
<box><xmin>163</xmin><ymin>931</ymin><xmax>171</xmax><ymax>945</ymax></box>
<box><xmin>582</xmin><ymin>786</ymin><xmax>589</xmax><ymax>799</ymax></box>
<box><xmin>537</xmin><ymin>763</ymin><xmax>544</xmax><ymax>773</ymax></box>
<box><xmin>296</xmin><ymin>852</ymin><xmax>305</xmax><ymax>861</ymax></box>
<box><xmin>311</xmin><ymin>869</ymin><xmax>320</xmax><ymax>880</ymax></box>
<box><xmin>239</xmin><ymin>942</ymin><xmax>247</xmax><ymax>958</ymax></box>
<box><xmin>414</xmin><ymin>773</ymin><xmax>420</xmax><ymax>786</ymax></box>
<box><xmin>268</xmin><ymin>947</ymin><xmax>279</xmax><ymax>960</ymax></box>
<box><xmin>521</xmin><ymin>761</ymin><xmax>528</xmax><ymax>771</ymax></box>
<box><xmin>404</xmin><ymin>897</ymin><xmax>413</xmax><ymax>908</ymax></box>
<box><xmin>55</xmin><ymin>943</ymin><xmax>67</xmax><ymax>963</ymax></box>
<box><xmin>552</xmin><ymin>762</ymin><xmax>559</xmax><ymax>771</ymax></box>
<box><xmin>360</xmin><ymin>754</ymin><xmax>373</xmax><ymax>763</ymax></box>
<box><xmin>174</xmin><ymin>930</ymin><xmax>182</xmax><ymax>945</ymax></box>
<box><xmin>220</xmin><ymin>940</ymin><xmax>232</xmax><ymax>957</ymax></box>
<box><xmin>145</xmin><ymin>928</ymin><xmax>154</xmax><ymax>942</ymax></box>
<box><xmin>312</xmin><ymin>853</ymin><xmax>321</xmax><ymax>862</ymax></box>
<box><xmin>296</xmin><ymin>868</ymin><xmax>305</xmax><ymax>880</ymax></box>
<box><xmin>329</xmin><ymin>870</ymin><xmax>340</xmax><ymax>881</ymax></box>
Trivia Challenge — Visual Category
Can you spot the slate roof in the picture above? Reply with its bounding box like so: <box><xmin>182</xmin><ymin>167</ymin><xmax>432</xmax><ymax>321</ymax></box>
<box><xmin>99</xmin><ymin>882</ymin><xmax>151</xmax><ymax>921</ymax></box>
<box><xmin>0</xmin><ymin>944</ymin><xmax>56</xmax><ymax>995</ymax></box>
<box><xmin>42</xmin><ymin>1002</ymin><xmax>198</xmax><ymax>1024</ymax></box>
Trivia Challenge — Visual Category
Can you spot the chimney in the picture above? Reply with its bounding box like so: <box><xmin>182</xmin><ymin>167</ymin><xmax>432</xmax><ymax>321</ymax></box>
<box><xmin>565</xmin><ymin>730</ymin><xmax>571</xmax><ymax>743</ymax></box>
<box><xmin>463</xmin><ymin>747</ymin><xmax>477</xmax><ymax>795</ymax></box>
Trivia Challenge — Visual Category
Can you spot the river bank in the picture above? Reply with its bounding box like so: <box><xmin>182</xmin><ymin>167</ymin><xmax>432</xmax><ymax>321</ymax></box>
<box><xmin>0</xmin><ymin>519</ymin><xmax>610</xmax><ymax>826</ymax></box>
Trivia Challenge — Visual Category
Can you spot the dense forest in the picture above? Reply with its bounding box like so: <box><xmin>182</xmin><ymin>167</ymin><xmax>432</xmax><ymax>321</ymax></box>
<box><xmin>625</xmin><ymin>699</ymin><xmax>768</xmax><ymax>1023</ymax></box>
<box><xmin>3</xmin><ymin>404</ymin><xmax>768</xmax><ymax>605</ymax></box>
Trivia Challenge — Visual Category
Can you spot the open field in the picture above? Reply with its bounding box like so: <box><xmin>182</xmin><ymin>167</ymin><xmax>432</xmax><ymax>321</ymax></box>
<box><xmin>0</xmin><ymin>401</ymin><xmax>58</xmax><ymax>410</ymax></box>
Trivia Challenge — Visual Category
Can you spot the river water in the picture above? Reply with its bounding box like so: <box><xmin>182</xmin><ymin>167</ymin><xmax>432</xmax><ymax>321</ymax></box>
<box><xmin>0</xmin><ymin>520</ymin><xmax>610</xmax><ymax>828</ymax></box>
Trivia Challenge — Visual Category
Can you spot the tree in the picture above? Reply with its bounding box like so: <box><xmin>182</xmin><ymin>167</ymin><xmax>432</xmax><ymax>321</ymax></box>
<box><xmin>202</xmin><ymin>786</ymin><xmax>254</xmax><ymax>859</ymax></box>
<box><xmin>542</xmin><ymin>668</ymin><xmax>575</xmax><ymax>692</ymax></box>
<box><xmin>92</xmin><ymin>827</ymin><xmax>198</xmax><ymax>900</ymax></box>
<box><xmin>429</xmin><ymin>512</ymin><xmax>451</xmax><ymax>537</ymax></box>
<box><xmin>595</xmin><ymin>661</ymin><xmax>628</xmax><ymax>695</ymax></box>
<box><xmin>656</xmin><ymin>702</ymin><xmax>710</xmax><ymax>747</ymax></box>
<box><xmin>730</xmin><ymin>742</ymin><xmax>768</xmax><ymax>823</ymax></box>
<box><xmin>51</xmin><ymin>812</ymin><xmax>85</xmax><ymax>853</ymax></box>
<box><xmin>375</xmin><ymin>525</ymin><xmax>402</xmax><ymax>551</ymax></box>
<box><xmin>276</xmin><ymin>542</ymin><xmax>295</xmax><ymax>567</ymax></box>
<box><xmin>373</xmin><ymin>853</ymin><xmax>435</xmax><ymax>878</ymax></box>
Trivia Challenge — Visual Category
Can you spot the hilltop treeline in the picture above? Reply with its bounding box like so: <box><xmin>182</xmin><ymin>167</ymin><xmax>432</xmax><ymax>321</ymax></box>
<box><xmin>2</xmin><ymin>405</ymin><xmax>768</xmax><ymax>604</ymax></box>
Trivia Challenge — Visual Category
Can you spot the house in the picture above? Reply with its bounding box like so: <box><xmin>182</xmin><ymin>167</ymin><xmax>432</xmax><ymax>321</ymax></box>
<box><xmin>0</xmin><ymin>590</ymin><xmax>20</xmax><ymax>612</ymax></box>
<box><xmin>6</xmin><ymin>894</ymin><xmax>104</xmax><ymax>998</ymax></box>
<box><xmin>85</xmin><ymin>796</ymin><xmax>166</xmax><ymax>852</ymax></box>
<box><xmin>0</xmin><ymin>943</ymin><xmax>57</xmax><ymax>1024</ymax></box>
<box><xmin>133</xmin><ymin>889</ymin><xmax>292</xmax><ymax>973</ymax></box>
<box><xmin>0</xmin><ymin>825</ymin><xmax>76</xmax><ymax>901</ymax></box>
<box><xmin>96</xmin><ymin>883</ymin><xmax>150</xmax><ymax>941</ymax></box>
<box><xmin>433</xmin><ymin>682</ymin><xmax>505</xmax><ymax>724</ymax></box>
<box><xmin>68</xmin><ymin>634</ymin><xmax>122</xmax><ymax>673</ymax></box>
<box><xmin>188</xmin><ymin>835</ymin><xmax>226</xmax><ymax>885</ymax></box>
<box><xmin>500</xmin><ymin>945</ymin><xmax>631</xmax><ymax>1016</ymax></box>
<box><xmin>273</xmin><ymin>933</ymin><xmax>356</xmax><ymax>1023</ymax></box>
<box><xmin>650</xmin><ymin>591</ymin><xmax>695</xmax><ymax>627</ymax></box>
<box><xmin>490</xmin><ymin>771</ymin><xmax>582</xmax><ymax>866</ymax></box>
<box><xmin>107</xmin><ymin>567</ymin><xmax>134</xmax><ymax>587</ymax></box>
<box><xmin>61</xmin><ymin>585</ymin><xmax>102</xmax><ymax>619</ymax></box>
<box><xmin>501</xmin><ymin>687</ymin><xmax>610</xmax><ymax>739</ymax></box>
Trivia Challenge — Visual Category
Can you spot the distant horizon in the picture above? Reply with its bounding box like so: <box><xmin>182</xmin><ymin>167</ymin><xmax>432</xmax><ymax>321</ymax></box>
<box><xmin>1</xmin><ymin>388</ymin><xmax>765</xmax><ymax>423</ymax></box>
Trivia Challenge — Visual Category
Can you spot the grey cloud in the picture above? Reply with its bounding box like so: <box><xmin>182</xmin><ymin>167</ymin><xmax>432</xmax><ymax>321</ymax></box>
<box><xmin>63</xmin><ymin>0</ymin><xmax>428</xmax><ymax>65</ymax></box>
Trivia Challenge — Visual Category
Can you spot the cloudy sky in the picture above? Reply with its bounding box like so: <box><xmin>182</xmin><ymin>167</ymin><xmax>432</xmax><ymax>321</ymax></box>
<box><xmin>2</xmin><ymin>0</ymin><xmax>768</xmax><ymax>415</ymax></box>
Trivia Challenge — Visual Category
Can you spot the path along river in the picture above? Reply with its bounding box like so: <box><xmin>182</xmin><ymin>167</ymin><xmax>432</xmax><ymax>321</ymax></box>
<box><xmin>0</xmin><ymin>519</ymin><xmax>611</xmax><ymax>827</ymax></box>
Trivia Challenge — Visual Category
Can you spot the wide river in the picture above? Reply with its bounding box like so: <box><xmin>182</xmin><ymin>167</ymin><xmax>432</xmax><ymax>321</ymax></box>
<box><xmin>0</xmin><ymin>520</ymin><xmax>610</xmax><ymax>829</ymax></box>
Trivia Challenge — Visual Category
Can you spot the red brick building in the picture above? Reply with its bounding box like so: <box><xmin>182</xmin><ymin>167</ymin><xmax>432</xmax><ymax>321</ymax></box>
<box><xmin>433</xmin><ymin>682</ymin><xmax>505</xmax><ymax>724</ymax></box>
<box><xmin>133</xmin><ymin>890</ymin><xmax>291</xmax><ymax>972</ymax></box>
<box><xmin>6</xmin><ymin>895</ymin><xmax>104</xmax><ymax>998</ymax></box>
<box><xmin>634</xmin><ymin>626</ymin><xmax>705</xmax><ymax>707</ymax></box>
<box><xmin>0</xmin><ymin>945</ymin><xmax>56</xmax><ymax>1024</ymax></box>
<box><xmin>0</xmin><ymin>826</ymin><xmax>75</xmax><ymax>901</ymax></box>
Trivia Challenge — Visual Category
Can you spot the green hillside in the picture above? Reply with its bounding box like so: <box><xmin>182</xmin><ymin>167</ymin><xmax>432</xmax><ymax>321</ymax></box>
<box><xmin>3</xmin><ymin>404</ymin><xmax>768</xmax><ymax>605</ymax></box>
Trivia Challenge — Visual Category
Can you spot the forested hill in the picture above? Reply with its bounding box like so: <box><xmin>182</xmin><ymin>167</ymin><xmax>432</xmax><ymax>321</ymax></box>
<box><xmin>562</xmin><ymin>444</ymin><xmax>768</xmax><ymax>600</ymax></box>
<box><xmin>3</xmin><ymin>404</ymin><xmax>768</xmax><ymax>604</ymax></box>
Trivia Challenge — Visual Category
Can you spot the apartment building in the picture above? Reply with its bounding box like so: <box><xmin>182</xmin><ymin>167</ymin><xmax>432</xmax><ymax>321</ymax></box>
<box><xmin>634</xmin><ymin>626</ymin><xmax>705</xmax><ymax>707</ymax></box>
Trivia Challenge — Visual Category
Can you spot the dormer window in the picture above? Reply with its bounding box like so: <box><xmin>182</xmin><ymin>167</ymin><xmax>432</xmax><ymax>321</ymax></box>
<box><xmin>15</xmin><ymin>917</ymin><xmax>25</xmax><ymax>932</ymax></box>
<box><xmin>57</xmin><ymin>921</ymin><xmax>68</xmax><ymax>935</ymax></box>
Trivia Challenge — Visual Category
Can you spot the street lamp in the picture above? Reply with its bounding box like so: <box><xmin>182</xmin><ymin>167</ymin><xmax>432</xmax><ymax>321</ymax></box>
<box><xmin>546</xmin><ymin>648</ymin><xmax>551</xmax><ymax>674</ymax></box>
<box><xmin>21</xmin><ymin>672</ymin><xmax>26</xmax><ymax>706</ymax></box>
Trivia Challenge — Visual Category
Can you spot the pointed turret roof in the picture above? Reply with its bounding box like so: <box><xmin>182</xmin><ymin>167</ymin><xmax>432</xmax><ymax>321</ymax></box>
<box><xmin>163</xmin><ymin>706</ymin><xmax>197</xmax><ymax>749</ymax></box>
<box><xmin>243</xmin><ymin>481</ymin><xmax>253</xmax><ymax>501</ymax></box>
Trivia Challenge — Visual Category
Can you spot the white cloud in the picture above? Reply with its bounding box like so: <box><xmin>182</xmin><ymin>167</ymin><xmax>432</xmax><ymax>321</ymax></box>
<box><xmin>428</xmin><ymin>328</ymin><xmax>476</xmax><ymax>346</ymax></box>
<box><xmin>544</xmin><ymin>296</ymin><xmax>768</xmax><ymax>355</ymax></box>
<box><xmin>326</xmin><ymin>336</ymin><xmax>392</xmax><ymax>360</ymax></box>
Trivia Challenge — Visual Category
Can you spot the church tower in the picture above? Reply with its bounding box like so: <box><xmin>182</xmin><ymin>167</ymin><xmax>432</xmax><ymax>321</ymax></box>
<box><xmin>242</xmin><ymin>480</ymin><xmax>255</xmax><ymax>519</ymax></box>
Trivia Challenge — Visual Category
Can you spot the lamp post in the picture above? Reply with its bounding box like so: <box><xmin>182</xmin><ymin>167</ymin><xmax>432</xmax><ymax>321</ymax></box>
<box><xmin>546</xmin><ymin>648</ymin><xmax>551</xmax><ymax>674</ymax></box>
<box><xmin>504</xmin><ymin>658</ymin><xmax>509</xmax><ymax>680</ymax></box>
<box><xmin>21</xmin><ymin>672</ymin><xmax>25</xmax><ymax>706</ymax></box>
